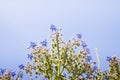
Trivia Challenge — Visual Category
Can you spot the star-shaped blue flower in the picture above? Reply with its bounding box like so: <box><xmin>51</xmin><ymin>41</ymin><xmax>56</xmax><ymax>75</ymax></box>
<box><xmin>93</xmin><ymin>66</ymin><xmax>97</xmax><ymax>70</ymax></box>
<box><xmin>28</xmin><ymin>54</ymin><xmax>33</xmax><ymax>60</ymax></box>
<box><xmin>106</xmin><ymin>56</ymin><xmax>112</xmax><ymax>62</ymax></box>
<box><xmin>18</xmin><ymin>64</ymin><xmax>25</xmax><ymax>70</ymax></box>
<box><xmin>86</xmin><ymin>48</ymin><xmax>90</xmax><ymax>53</ymax></box>
<box><xmin>77</xmin><ymin>34</ymin><xmax>82</xmax><ymax>39</ymax></box>
<box><xmin>10</xmin><ymin>71</ymin><xmax>16</xmax><ymax>77</ymax></box>
<box><xmin>86</xmin><ymin>56</ymin><xmax>92</xmax><ymax>62</ymax></box>
<box><xmin>50</xmin><ymin>24</ymin><xmax>57</xmax><ymax>32</ymax></box>
<box><xmin>0</xmin><ymin>68</ymin><xmax>6</xmax><ymax>75</ymax></box>
<box><xmin>40</xmin><ymin>40</ymin><xmax>47</xmax><ymax>47</ymax></box>
<box><xmin>19</xmin><ymin>72</ymin><xmax>23</xmax><ymax>78</ymax></box>
<box><xmin>29</xmin><ymin>42</ymin><xmax>37</xmax><ymax>49</ymax></box>
<box><xmin>81</xmin><ymin>42</ymin><xmax>87</xmax><ymax>48</ymax></box>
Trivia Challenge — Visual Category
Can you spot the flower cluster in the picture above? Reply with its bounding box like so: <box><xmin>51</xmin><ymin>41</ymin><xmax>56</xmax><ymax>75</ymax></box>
<box><xmin>0</xmin><ymin>25</ymin><xmax>120</xmax><ymax>80</ymax></box>
<box><xmin>106</xmin><ymin>56</ymin><xmax>120</xmax><ymax>79</ymax></box>
<box><xmin>0</xmin><ymin>69</ymin><xmax>23</xmax><ymax>80</ymax></box>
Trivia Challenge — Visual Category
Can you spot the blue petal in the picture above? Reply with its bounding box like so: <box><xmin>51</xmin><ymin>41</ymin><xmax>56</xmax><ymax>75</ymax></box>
<box><xmin>63</xmin><ymin>73</ymin><xmax>67</xmax><ymax>78</ymax></box>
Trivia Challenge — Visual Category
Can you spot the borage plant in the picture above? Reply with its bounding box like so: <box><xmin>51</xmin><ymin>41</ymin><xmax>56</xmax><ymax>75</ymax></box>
<box><xmin>0</xmin><ymin>25</ymin><xmax>120</xmax><ymax>80</ymax></box>
<box><xmin>23</xmin><ymin>25</ymin><xmax>102</xmax><ymax>80</ymax></box>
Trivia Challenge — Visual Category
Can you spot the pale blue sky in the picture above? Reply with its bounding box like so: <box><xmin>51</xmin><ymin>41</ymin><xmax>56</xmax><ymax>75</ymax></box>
<box><xmin>0</xmin><ymin>0</ymin><xmax>120</xmax><ymax>71</ymax></box>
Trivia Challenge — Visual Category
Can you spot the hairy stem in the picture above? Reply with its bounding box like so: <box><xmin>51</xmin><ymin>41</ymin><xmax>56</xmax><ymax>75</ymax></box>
<box><xmin>56</xmin><ymin>33</ymin><xmax>60</xmax><ymax>79</ymax></box>
<box><xmin>95</xmin><ymin>48</ymin><xmax>100</xmax><ymax>70</ymax></box>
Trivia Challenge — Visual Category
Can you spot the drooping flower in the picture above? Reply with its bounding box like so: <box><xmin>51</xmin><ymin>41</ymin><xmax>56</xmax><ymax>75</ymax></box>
<box><xmin>29</xmin><ymin>42</ymin><xmax>37</xmax><ymax>49</ymax></box>
<box><xmin>35</xmin><ymin>76</ymin><xmax>38</xmax><ymax>78</ymax></box>
<box><xmin>27</xmin><ymin>54</ymin><xmax>33</xmax><ymax>60</ymax></box>
<box><xmin>106</xmin><ymin>56</ymin><xmax>112</xmax><ymax>62</ymax></box>
<box><xmin>77</xmin><ymin>34</ymin><xmax>82</xmax><ymax>39</ymax></box>
<box><xmin>50</xmin><ymin>24</ymin><xmax>57</xmax><ymax>31</ymax></box>
<box><xmin>81</xmin><ymin>42</ymin><xmax>87</xmax><ymax>48</ymax></box>
<box><xmin>10</xmin><ymin>71</ymin><xmax>16</xmax><ymax>77</ymax></box>
<box><xmin>93</xmin><ymin>66</ymin><xmax>97</xmax><ymax>70</ymax></box>
<box><xmin>86</xmin><ymin>56</ymin><xmax>92</xmax><ymax>62</ymax></box>
<box><xmin>0</xmin><ymin>68</ymin><xmax>6</xmax><ymax>75</ymax></box>
<box><xmin>19</xmin><ymin>72</ymin><xmax>23</xmax><ymax>78</ymax></box>
<box><xmin>18</xmin><ymin>64</ymin><xmax>25</xmax><ymax>70</ymax></box>
<box><xmin>105</xmin><ymin>77</ymin><xmax>109</xmax><ymax>80</ymax></box>
<box><xmin>86</xmin><ymin>48</ymin><xmax>90</xmax><ymax>53</ymax></box>
<box><xmin>40</xmin><ymin>40</ymin><xmax>47</xmax><ymax>47</ymax></box>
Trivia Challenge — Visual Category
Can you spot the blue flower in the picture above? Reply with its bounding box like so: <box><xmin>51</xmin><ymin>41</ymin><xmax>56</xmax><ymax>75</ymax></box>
<box><xmin>40</xmin><ymin>40</ymin><xmax>47</xmax><ymax>47</ymax></box>
<box><xmin>93</xmin><ymin>66</ymin><xmax>97</xmax><ymax>70</ymax></box>
<box><xmin>86</xmin><ymin>56</ymin><xmax>92</xmax><ymax>62</ymax></box>
<box><xmin>105</xmin><ymin>77</ymin><xmax>109</xmax><ymax>80</ymax></box>
<box><xmin>29</xmin><ymin>42</ymin><xmax>37</xmax><ymax>49</ymax></box>
<box><xmin>106</xmin><ymin>56</ymin><xmax>112</xmax><ymax>62</ymax></box>
<box><xmin>18</xmin><ymin>64</ymin><xmax>25</xmax><ymax>70</ymax></box>
<box><xmin>27</xmin><ymin>54</ymin><xmax>33</xmax><ymax>60</ymax></box>
<box><xmin>0</xmin><ymin>68</ymin><xmax>6</xmax><ymax>75</ymax></box>
<box><xmin>50</xmin><ymin>24</ymin><xmax>57</xmax><ymax>31</ymax></box>
<box><xmin>19</xmin><ymin>72</ymin><xmax>23</xmax><ymax>78</ymax></box>
<box><xmin>86</xmin><ymin>48</ymin><xmax>90</xmax><ymax>53</ymax></box>
<box><xmin>35</xmin><ymin>76</ymin><xmax>38</xmax><ymax>78</ymax></box>
<box><xmin>81</xmin><ymin>42</ymin><xmax>87</xmax><ymax>48</ymax></box>
<box><xmin>10</xmin><ymin>71</ymin><xmax>16</xmax><ymax>77</ymax></box>
<box><xmin>63</xmin><ymin>73</ymin><xmax>67</xmax><ymax>78</ymax></box>
<box><xmin>77</xmin><ymin>34</ymin><xmax>82</xmax><ymax>39</ymax></box>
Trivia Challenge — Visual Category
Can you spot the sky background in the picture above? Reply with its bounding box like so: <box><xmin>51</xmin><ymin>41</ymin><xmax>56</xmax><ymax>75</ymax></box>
<box><xmin>0</xmin><ymin>0</ymin><xmax>120</xmax><ymax>72</ymax></box>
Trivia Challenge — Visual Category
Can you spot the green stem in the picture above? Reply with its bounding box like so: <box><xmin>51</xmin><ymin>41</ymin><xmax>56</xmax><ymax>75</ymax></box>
<box><xmin>46</xmin><ymin>55</ymin><xmax>52</xmax><ymax>80</ymax></box>
<box><xmin>95</xmin><ymin>48</ymin><xmax>100</xmax><ymax>70</ymax></box>
<box><xmin>61</xmin><ymin>49</ymin><xmax>67</xmax><ymax>74</ymax></box>
<box><xmin>56</xmin><ymin>34</ymin><xmax>60</xmax><ymax>59</ymax></box>
<box><xmin>58</xmin><ymin>62</ymin><xmax>60</xmax><ymax>78</ymax></box>
<box><xmin>56</xmin><ymin>33</ymin><xmax>60</xmax><ymax>79</ymax></box>
<box><xmin>50</xmin><ymin>73</ymin><xmax>52</xmax><ymax>80</ymax></box>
